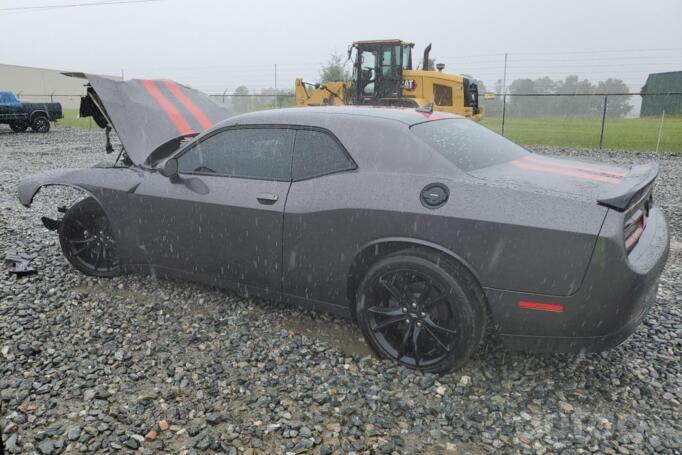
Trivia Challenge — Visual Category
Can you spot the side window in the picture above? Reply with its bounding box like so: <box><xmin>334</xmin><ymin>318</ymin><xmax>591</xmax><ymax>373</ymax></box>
<box><xmin>178</xmin><ymin>128</ymin><xmax>294</xmax><ymax>180</ymax></box>
<box><xmin>292</xmin><ymin>129</ymin><xmax>354</xmax><ymax>181</ymax></box>
<box><xmin>433</xmin><ymin>84</ymin><xmax>453</xmax><ymax>106</ymax></box>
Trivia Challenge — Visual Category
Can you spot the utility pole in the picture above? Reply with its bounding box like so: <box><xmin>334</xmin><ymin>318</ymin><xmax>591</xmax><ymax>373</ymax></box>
<box><xmin>501</xmin><ymin>52</ymin><xmax>508</xmax><ymax>136</ymax></box>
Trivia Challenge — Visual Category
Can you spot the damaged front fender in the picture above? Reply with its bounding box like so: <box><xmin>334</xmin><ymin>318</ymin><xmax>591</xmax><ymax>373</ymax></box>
<box><xmin>17</xmin><ymin>167</ymin><xmax>144</xmax><ymax>207</ymax></box>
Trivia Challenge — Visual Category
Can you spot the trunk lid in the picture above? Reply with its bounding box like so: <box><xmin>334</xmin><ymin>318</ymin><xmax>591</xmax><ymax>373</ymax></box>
<box><xmin>469</xmin><ymin>154</ymin><xmax>657</xmax><ymax>210</ymax></box>
<box><xmin>67</xmin><ymin>73</ymin><xmax>233</xmax><ymax>166</ymax></box>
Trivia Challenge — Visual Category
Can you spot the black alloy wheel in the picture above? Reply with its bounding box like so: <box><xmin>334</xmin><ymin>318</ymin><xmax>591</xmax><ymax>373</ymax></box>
<box><xmin>9</xmin><ymin>121</ymin><xmax>29</xmax><ymax>132</ymax></box>
<box><xmin>30</xmin><ymin>116</ymin><xmax>50</xmax><ymax>133</ymax></box>
<box><xmin>59</xmin><ymin>198</ymin><xmax>121</xmax><ymax>277</ymax></box>
<box><xmin>356</xmin><ymin>250</ymin><xmax>485</xmax><ymax>373</ymax></box>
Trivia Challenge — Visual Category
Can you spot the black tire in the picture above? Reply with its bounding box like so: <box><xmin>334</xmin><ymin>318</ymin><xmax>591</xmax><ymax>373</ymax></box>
<box><xmin>9</xmin><ymin>121</ymin><xmax>29</xmax><ymax>132</ymax></box>
<box><xmin>356</xmin><ymin>249</ymin><xmax>486</xmax><ymax>373</ymax></box>
<box><xmin>30</xmin><ymin>115</ymin><xmax>50</xmax><ymax>133</ymax></box>
<box><xmin>59</xmin><ymin>198</ymin><xmax>121</xmax><ymax>277</ymax></box>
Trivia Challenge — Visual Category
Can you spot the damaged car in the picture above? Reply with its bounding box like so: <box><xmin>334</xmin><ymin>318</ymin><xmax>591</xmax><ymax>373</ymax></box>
<box><xmin>17</xmin><ymin>75</ymin><xmax>669</xmax><ymax>373</ymax></box>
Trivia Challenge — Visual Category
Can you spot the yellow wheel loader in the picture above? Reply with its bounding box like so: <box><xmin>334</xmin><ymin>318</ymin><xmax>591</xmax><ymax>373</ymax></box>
<box><xmin>295</xmin><ymin>39</ymin><xmax>484</xmax><ymax>121</ymax></box>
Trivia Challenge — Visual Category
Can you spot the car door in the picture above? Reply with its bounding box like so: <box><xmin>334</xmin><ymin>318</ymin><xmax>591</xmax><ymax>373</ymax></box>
<box><xmin>282</xmin><ymin>127</ymin><xmax>358</xmax><ymax>303</ymax></box>
<box><xmin>131</xmin><ymin>126</ymin><xmax>294</xmax><ymax>291</ymax></box>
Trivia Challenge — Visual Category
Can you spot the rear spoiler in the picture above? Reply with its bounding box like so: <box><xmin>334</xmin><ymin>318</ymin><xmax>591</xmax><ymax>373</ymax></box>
<box><xmin>597</xmin><ymin>162</ymin><xmax>658</xmax><ymax>211</ymax></box>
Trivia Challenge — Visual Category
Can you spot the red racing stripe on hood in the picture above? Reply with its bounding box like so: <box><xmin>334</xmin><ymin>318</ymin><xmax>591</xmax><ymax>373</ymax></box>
<box><xmin>140</xmin><ymin>80</ymin><xmax>194</xmax><ymax>136</ymax></box>
<box><xmin>524</xmin><ymin>155</ymin><xmax>626</xmax><ymax>177</ymax></box>
<box><xmin>164</xmin><ymin>81</ymin><xmax>213</xmax><ymax>130</ymax></box>
<box><xmin>511</xmin><ymin>159</ymin><xmax>622</xmax><ymax>184</ymax></box>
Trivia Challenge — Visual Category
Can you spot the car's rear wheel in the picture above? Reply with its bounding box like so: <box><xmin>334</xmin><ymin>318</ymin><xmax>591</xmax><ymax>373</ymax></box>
<box><xmin>9</xmin><ymin>121</ymin><xmax>29</xmax><ymax>132</ymax></box>
<box><xmin>356</xmin><ymin>249</ymin><xmax>486</xmax><ymax>373</ymax></box>
<box><xmin>30</xmin><ymin>115</ymin><xmax>50</xmax><ymax>133</ymax></box>
<box><xmin>59</xmin><ymin>198</ymin><xmax>121</xmax><ymax>277</ymax></box>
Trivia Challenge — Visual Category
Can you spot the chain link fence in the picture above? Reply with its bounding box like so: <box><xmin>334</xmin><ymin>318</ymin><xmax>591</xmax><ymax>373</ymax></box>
<box><xmin>481</xmin><ymin>92</ymin><xmax>682</xmax><ymax>152</ymax></box>
<box><xmin>11</xmin><ymin>92</ymin><xmax>680</xmax><ymax>152</ymax></box>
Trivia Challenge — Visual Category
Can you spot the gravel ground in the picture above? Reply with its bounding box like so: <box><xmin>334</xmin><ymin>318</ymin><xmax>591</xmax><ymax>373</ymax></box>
<box><xmin>1</xmin><ymin>126</ymin><xmax>680</xmax><ymax>454</ymax></box>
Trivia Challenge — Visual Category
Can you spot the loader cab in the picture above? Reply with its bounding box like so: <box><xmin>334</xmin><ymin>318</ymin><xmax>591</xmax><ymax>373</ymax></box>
<box><xmin>350</xmin><ymin>40</ymin><xmax>414</xmax><ymax>105</ymax></box>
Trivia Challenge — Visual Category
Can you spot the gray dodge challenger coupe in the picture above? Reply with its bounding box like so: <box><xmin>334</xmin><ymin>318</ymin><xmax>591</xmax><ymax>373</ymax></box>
<box><xmin>18</xmin><ymin>75</ymin><xmax>669</xmax><ymax>373</ymax></box>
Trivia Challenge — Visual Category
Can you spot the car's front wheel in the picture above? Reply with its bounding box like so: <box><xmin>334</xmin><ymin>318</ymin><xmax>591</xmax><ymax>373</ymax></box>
<box><xmin>9</xmin><ymin>121</ymin><xmax>29</xmax><ymax>132</ymax></box>
<box><xmin>356</xmin><ymin>249</ymin><xmax>486</xmax><ymax>373</ymax></box>
<box><xmin>30</xmin><ymin>115</ymin><xmax>50</xmax><ymax>133</ymax></box>
<box><xmin>59</xmin><ymin>198</ymin><xmax>121</xmax><ymax>277</ymax></box>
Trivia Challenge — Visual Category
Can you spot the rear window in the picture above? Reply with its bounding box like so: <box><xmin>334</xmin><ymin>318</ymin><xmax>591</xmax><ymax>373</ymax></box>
<box><xmin>411</xmin><ymin>119</ymin><xmax>528</xmax><ymax>172</ymax></box>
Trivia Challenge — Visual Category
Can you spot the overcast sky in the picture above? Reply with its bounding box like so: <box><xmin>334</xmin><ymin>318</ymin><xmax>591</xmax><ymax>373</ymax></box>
<box><xmin>1</xmin><ymin>0</ymin><xmax>681</xmax><ymax>93</ymax></box>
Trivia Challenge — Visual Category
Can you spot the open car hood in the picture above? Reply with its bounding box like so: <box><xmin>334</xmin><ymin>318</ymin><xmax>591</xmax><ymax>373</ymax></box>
<box><xmin>68</xmin><ymin>73</ymin><xmax>233</xmax><ymax>166</ymax></box>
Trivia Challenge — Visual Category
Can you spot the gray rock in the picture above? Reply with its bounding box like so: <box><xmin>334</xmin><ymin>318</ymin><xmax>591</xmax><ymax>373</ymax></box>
<box><xmin>124</xmin><ymin>437</ymin><xmax>139</xmax><ymax>450</ymax></box>
<box><xmin>206</xmin><ymin>412</ymin><xmax>223</xmax><ymax>425</ymax></box>
<box><xmin>67</xmin><ymin>426</ymin><xmax>81</xmax><ymax>441</ymax></box>
<box><xmin>5</xmin><ymin>433</ymin><xmax>19</xmax><ymax>453</ymax></box>
<box><xmin>37</xmin><ymin>439</ymin><xmax>54</xmax><ymax>455</ymax></box>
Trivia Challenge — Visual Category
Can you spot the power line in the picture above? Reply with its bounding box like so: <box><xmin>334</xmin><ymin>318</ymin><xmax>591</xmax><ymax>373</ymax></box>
<box><xmin>0</xmin><ymin>0</ymin><xmax>163</xmax><ymax>14</ymax></box>
<box><xmin>511</xmin><ymin>47</ymin><xmax>682</xmax><ymax>55</ymax></box>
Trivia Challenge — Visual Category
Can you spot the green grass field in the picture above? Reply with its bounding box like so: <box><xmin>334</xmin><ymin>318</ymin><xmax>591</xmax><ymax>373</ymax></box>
<box><xmin>481</xmin><ymin>116</ymin><xmax>682</xmax><ymax>152</ymax></box>
<box><xmin>57</xmin><ymin>108</ymin><xmax>96</xmax><ymax>128</ymax></box>
<box><xmin>57</xmin><ymin>109</ymin><xmax>681</xmax><ymax>152</ymax></box>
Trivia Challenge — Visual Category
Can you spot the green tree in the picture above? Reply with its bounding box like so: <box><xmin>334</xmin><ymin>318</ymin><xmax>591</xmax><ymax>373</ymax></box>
<box><xmin>232</xmin><ymin>85</ymin><xmax>252</xmax><ymax>114</ymax></box>
<box><xmin>319</xmin><ymin>54</ymin><xmax>350</xmax><ymax>84</ymax></box>
<box><xmin>509</xmin><ymin>78</ymin><xmax>558</xmax><ymax>116</ymax></box>
<box><xmin>554</xmin><ymin>75</ymin><xmax>597</xmax><ymax>117</ymax></box>
<box><xmin>596</xmin><ymin>78</ymin><xmax>632</xmax><ymax>117</ymax></box>
<box><xmin>254</xmin><ymin>88</ymin><xmax>295</xmax><ymax>110</ymax></box>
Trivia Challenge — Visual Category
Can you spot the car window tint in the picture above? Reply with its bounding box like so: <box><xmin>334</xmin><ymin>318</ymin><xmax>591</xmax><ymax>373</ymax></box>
<box><xmin>411</xmin><ymin>119</ymin><xmax>528</xmax><ymax>172</ymax></box>
<box><xmin>293</xmin><ymin>130</ymin><xmax>353</xmax><ymax>180</ymax></box>
<box><xmin>178</xmin><ymin>128</ymin><xmax>294</xmax><ymax>180</ymax></box>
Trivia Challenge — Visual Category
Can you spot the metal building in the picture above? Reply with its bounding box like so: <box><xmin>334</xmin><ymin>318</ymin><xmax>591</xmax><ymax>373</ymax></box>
<box><xmin>0</xmin><ymin>63</ymin><xmax>120</xmax><ymax>109</ymax></box>
<box><xmin>640</xmin><ymin>71</ymin><xmax>682</xmax><ymax>117</ymax></box>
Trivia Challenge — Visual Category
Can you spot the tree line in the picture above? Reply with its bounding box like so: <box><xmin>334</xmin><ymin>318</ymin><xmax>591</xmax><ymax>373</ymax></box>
<box><xmin>480</xmin><ymin>76</ymin><xmax>633</xmax><ymax>118</ymax></box>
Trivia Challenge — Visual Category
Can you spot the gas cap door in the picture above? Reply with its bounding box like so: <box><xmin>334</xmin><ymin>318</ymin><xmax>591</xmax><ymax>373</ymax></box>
<box><xmin>420</xmin><ymin>182</ymin><xmax>449</xmax><ymax>208</ymax></box>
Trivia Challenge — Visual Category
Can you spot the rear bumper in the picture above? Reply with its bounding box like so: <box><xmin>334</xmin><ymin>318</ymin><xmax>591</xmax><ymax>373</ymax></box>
<box><xmin>485</xmin><ymin>206</ymin><xmax>669</xmax><ymax>353</ymax></box>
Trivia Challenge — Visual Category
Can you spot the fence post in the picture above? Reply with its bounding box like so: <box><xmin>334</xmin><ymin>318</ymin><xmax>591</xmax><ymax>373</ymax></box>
<box><xmin>501</xmin><ymin>52</ymin><xmax>508</xmax><ymax>136</ymax></box>
<box><xmin>599</xmin><ymin>95</ymin><xmax>608</xmax><ymax>150</ymax></box>
<box><xmin>656</xmin><ymin>110</ymin><xmax>665</xmax><ymax>153</ymax></box>
<box><xmin>501</xmin><ymin>94</ymin><xmax>507</xmax><ymax>136</ymax></box>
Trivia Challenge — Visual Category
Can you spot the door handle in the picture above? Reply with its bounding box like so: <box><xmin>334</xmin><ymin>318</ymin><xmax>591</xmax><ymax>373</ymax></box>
<box><xmin>257</xmin><ymin>193</ymin><xmax>279</xmax><ymax>204</ymax></box>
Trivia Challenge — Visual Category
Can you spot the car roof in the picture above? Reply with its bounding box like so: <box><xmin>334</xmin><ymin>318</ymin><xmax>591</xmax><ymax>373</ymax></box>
<box><xmin>219</xmin><ymin>106</ymin><xmax>463</xmax><ymax>127</ymax></box>
<box><xmin>207</xmin><ymin>105</ymin><xmax>467</xmax><ymax>177</ymax></box>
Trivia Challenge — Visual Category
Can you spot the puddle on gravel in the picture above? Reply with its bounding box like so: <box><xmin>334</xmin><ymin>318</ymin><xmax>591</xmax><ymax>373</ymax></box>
<box><xmin>72</xmin><ymin>282</ymin><xmax>375</xmax><ymax>357</ymax></box>
<box><xmin>72</xmin><ymin>283</ymin><xmax>154</xmax><ymax>305</ymax></box>
<box><xmin>279</xmin><ymin>316</ymin><xmax>375</xmax><ymax>358</ymax></box>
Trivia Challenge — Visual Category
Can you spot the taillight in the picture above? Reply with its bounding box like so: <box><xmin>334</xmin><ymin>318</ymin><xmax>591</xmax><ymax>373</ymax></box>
<box><xmin>624</xmin><ymin>214</ymin><xmax>646</xmax><ymax>252</ymax></box>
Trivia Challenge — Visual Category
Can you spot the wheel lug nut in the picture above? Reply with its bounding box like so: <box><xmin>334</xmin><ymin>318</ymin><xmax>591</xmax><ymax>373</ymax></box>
<box><xmin>402</xmin><ymin>307</ymin><xmax>408</xmax><ymax>313</ymax></box>
<box><xmin>405</xmin><ymin>319</ymin><xmax>410</xmax><ymax>324</ymax></box>
<box><xmin>420</xmin><ymin>312</ymin><xmax>426</xmax><ymax>317</ymax></box>
<box><xmin>416</xmin><ymin>322</ymin><xmax>423</xmax><ymax>328</ymax></box>
<box><xmin>411</xmin><ymin>302</ymin><xmax>417</xmax><ymax>308</ymax></box>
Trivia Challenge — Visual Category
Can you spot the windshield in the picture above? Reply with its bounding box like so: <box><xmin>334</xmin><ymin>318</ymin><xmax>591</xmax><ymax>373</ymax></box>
<box><xmin>411</xmin><ymin>118</ymin><xmax>529</xmax><ymax>172</ymax></box>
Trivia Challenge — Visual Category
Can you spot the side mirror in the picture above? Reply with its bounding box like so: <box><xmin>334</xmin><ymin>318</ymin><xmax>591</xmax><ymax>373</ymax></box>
<box><xmin>160</xmin><ymin>157</ymin><xmax>179</xmax><ymax>182</ymax></box>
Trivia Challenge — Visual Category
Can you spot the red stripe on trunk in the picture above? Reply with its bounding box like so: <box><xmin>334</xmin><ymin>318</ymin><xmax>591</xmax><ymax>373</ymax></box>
<box><xmin>511</xmin><ymin>159</ymin><xmax>622</xmax><ymax>184</ymax></box>
<box><xmin>139</xmin><ymin>80</ymin><xmax>194</xmax><ymax>136</ymax></box>
<box><xmin>518</xmin><ymin>301</ymin><xmax>564</xmax><ymax>313</ymax></box>
<box><xmin>164</xmin><ymin>80</ymin><xmax>213</xmax><ymax>130</ymax></box>
<box><xmin>524</xmin><ymin>155</ymin><xmax>626</xmax><ymax>177</ymax></box>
